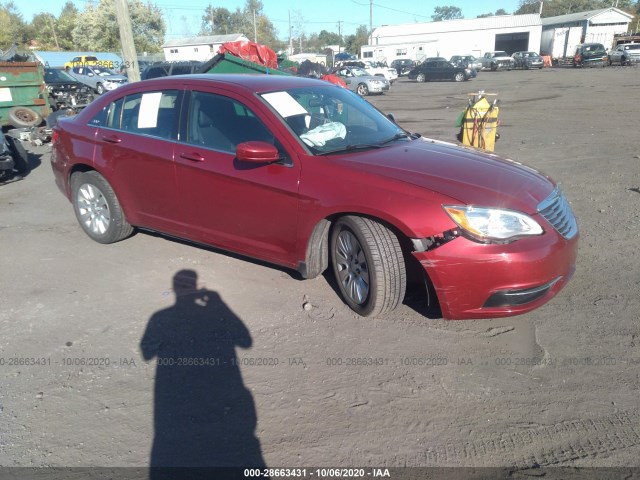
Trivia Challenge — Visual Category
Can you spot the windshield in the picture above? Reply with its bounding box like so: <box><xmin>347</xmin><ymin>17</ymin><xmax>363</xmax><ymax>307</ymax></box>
<box><xmin>260</xmin><ymin>85</ymin><xmax>409</xmax><ymax>155</ymax></box>
<box><xmin>350</xmin><ymin>67</ymin><xmax>370</xmax><ymax>77</ymax></box>
<box><xmin>91</xmin><ymin>66</ymin><xmax>116</xmax><ymax>76</ymax></box>
<box><xmin>494</xmin><ymin>51</ymin><xmax>508</xmax><ymax>57</ymax></box>
<box><xmin>524</xmin><ymin>52</ymin><xmax>540</xmax><ymax>58</ymax></box>
<box><xmin>623</xmin><ymin>44</ymin><xmax>640</xmax><ymax>50</ymax></box>
<box><xmin>45</xmin><ymin>68</ymin><xmax>77</xmax><ymax>83</ymax></box>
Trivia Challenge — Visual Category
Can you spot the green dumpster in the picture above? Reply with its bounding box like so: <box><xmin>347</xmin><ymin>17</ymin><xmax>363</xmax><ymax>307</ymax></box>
<box><xmin>201</xmin><ymin>53</ymin><xmax>292</xmax><ymax>76</ymax></box>
<box><xmin>0</xmin><ymin>62</ymin><xmax>50</xmax><ymax>128</ymax></box>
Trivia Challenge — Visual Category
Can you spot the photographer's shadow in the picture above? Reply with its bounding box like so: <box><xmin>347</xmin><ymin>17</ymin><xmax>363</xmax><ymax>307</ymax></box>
<box><xmin>140</xmin><ymin>269</ymin><xmax>266</xmax><ymax>470</ymax></box>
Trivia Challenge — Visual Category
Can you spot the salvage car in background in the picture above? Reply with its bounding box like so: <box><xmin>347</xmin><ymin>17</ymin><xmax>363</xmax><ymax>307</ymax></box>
<box><xmin>333</xmin><ymin>66</ymin><xmax>390</xmax><ymax>96</ymax></box>
<box><xmin>44</xmin><ymin>68</ymin><xmax>95</xmax><ymax>110</ymax></box>
<box><xmin>573</xmin><ymin>43</ymin><xmax>608</xmax><ymax>67</ymax></box>
<box><xmin>481</xmin><ymin>51</ymin><xmax>514</xmax><ymax>71</ymax></box>
<box><xmin>512</xmin><ymin>51</ymin><xmax>544</xmax><ymax>69</ymax></box>
<box><xmin>408</xmin><ymin>60</ymin><xmax>472</xmax><ymax>82</ymax></box>
<box><xmin>450</xmin><ymin>55</ymin><xmax>482</xmax><ymax>72</ymax></box>
<box><xmin>390</xmin><ymin>58</ymin><xmax>415</xmax><ymax>76</ymax></box>
<box><xmin>68</xmin><ymin>65</ymin><xmax>127</xmax><ymax>94</ymax></box>
<box><xmin>608</xmin><ymin>43</ymin><xmax>640</xmax><ymax>65</ymax></box>
<box><xmin>50</xmin><ymin>74</ymin><xmax>578</xmax><ymax>320</ymax></box>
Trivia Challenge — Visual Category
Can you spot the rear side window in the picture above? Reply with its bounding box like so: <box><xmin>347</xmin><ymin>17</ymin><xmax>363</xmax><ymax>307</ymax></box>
<box><xmin>170</xmin><ymin>65</ymin><xmax>195</xmax><ymax>75</ymax></box>
<box><xmin>95</xmin><ymin>90</ymin><xmax>180</xmax><ymax>140</ymax></box>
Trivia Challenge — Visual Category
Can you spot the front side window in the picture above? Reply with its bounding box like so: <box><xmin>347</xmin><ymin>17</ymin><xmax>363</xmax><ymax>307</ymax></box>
<box><xmin>185</xmin><ymin>91</ymin><xmax>274</xmax><ymax>153</ymax></box>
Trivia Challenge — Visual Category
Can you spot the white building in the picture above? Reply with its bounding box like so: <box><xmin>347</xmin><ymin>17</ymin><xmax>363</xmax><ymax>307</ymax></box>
<box><xmin>361</xmin><ymin>14</ymin><xmax>542</xmax><ymax>63</ymax></box>
<box><xmin>541</xmin><ymin>8</ymin><xmax>633</xmax><ymax>59</ymax></box>
<box><xmin>162</xmin><ymin>34</ymin><xmax>249</xmax><ymax>62</ymax></box>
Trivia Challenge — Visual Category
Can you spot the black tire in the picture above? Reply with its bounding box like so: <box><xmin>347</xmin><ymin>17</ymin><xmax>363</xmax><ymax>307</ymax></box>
<box><xmin>70</xmin><ymin>171</ymin><xmax>133</xmax><ymax>244</ymax></box>
<box><xmin>356</xmin><ymin>83</ymin><xmax>369</xmax><ymax>96</ymax></box>
<box><xmin>5</xmin><ymin>136</ymin><xmax>29</xmax><ymax>175</ymax></box>
<box><xmin>330</xmin><ymin>216</ymin><xmax>406</xmax><ymax>317</ymax></box>
<box><xmin>96</xmin><ymin>83</ymin><xmax>105</xmax><ymax>95</ymax></box>
<box><xmin>621</xmin><ymin>56</ymin><xmax>627</xmax><ymax>66</ymax></box>
<box><xmin>453</xmin><ymin>72</ymin><xmax>465</xmax><ymax>82</ymax></box>
<box><xmin>7</xmin><ymin>106</ymin><xmax>42</xmax><ymax>128</ymax></box>
<box><xmin>416</xmin><ymin>73</ymin><xmax>426</xmax><ymax>83</ymax></box>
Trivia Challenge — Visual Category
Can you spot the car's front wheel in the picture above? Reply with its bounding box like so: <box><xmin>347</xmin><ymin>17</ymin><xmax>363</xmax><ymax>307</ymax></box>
<box><xmin>71</xmin><ymin>171</ymin><xmax>133</xmax><ymax>244</ymax></box>
<box><xmin>96</xmin><ymin>83</ymin><xmax>105</xmax><ymax>95</ymax></box>
<box><xmin>330</xmin><ymin>216</ymin><xmax>406</xmax><ymax>317</ymax></box>
<box><xmin>356</xmin><ymin>83</ymin><xmax>369</xmax><ymax>96</ymax></box>
<box><xmin>416</xmin><ymin>73</ymin><xmax>426</xmax><ymax>83</ymax></box>
<box><xmin>453</xmin><ymin>72</ymin><xmax>465</xmax><ymax>82</ymax></box>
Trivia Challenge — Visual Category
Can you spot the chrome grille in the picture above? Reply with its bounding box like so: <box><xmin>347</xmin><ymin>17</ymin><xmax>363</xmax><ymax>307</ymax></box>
<box><xmin>537</xmin><ymin>187</ymin><xmax>578</xmax><ymax>240</ymax></box>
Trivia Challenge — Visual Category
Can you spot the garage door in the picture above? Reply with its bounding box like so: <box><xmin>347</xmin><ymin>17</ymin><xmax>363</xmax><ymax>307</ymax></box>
<box><xmin>495</xmin><ymin>32</ymin><xmax>530</xmax><ymax>54</ymax></box>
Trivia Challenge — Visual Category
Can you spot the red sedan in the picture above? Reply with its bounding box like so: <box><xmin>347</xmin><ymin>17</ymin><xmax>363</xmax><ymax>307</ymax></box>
<box><xmin>50</xmin><ymin>74</ymin><xmax>578</xmax><ymax>320</ymax></box>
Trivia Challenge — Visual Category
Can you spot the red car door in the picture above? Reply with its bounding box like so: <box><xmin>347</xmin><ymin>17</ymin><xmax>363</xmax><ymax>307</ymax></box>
<box><xmin>173</xmin><ymin>88</ymin><xmax>301</xmax><ymax>267</ymax></box>
<box><xmin>92</xmin><ymin>89</ymin><xmax>183</xmax><ymax>235</ymax></box>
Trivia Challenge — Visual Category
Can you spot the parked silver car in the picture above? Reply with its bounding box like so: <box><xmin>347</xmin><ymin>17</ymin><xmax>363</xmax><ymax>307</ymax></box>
<box><xmin>608</xmin><ymin>43</ymin><xmax>640</xmax><ymax>66</ymax></box>
<box><xmin>334</xmin><ymin>66</ymin><xmax>390</xmax><ymax>96</ymax></box>
<box><xmin>68</xmin><ymin>66</ymin><xmax>128</xmax><ymax>94</ymax></box>
<box><xmin>450</xmin><ymin>55</ymin><xmax>483</xmax><ymax>71</ymax></box>
<box><xmin>481</xmin><ymin>51</ymin><xmax>514</xmax><ymax>71</ymax></box>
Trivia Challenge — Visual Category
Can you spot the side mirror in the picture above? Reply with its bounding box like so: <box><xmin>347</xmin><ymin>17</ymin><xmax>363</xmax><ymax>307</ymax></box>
<box><xmin>386</xmin><ymin>112</ymin><xmax>397</xmax><ymax>123</ymax></box>
<box><xmin>236</xmin><ymin>141</ymin><xmax>280</xmax><ymax>163</ymax></box>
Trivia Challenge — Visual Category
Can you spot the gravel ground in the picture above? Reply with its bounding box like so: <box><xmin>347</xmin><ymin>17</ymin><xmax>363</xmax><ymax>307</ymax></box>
<box><xmin>1</xmin><ymin>66</ymin><xmax>639</xmax><ymax>477</ymax></box>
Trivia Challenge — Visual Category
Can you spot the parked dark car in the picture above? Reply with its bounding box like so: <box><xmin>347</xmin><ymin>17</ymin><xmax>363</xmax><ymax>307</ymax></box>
<box><xmin>573</xmin><ymin>43</ymin><xmax>607</xmax><ymax>67</ymax></box>
<box><xmin>44</xmin><ymin>67</ymin><xmax>95</xmax><ymax>110</ymax></box>
<box><xmin>512</xmin><ymin>51</ymin><xmax>544</xmax><ymax>69</ymax></box>
<box><xmin>50</xmin><ymin>74</ymin><xmax>578</xmax><ymax>320</ymax></box>
<box><xmin>141</xmin><ymin>61</ymin><xmax>204</xmax><ymax>80</ymax></box>
<box><xmin>408</xmin><ymin>60</ymin><xmax>471</xmax><ymax>82</ymax></box>
<box><xmin>390</xmin><ymin>58</ymin><xmax>415</xmax><ymax>76</ymax></box>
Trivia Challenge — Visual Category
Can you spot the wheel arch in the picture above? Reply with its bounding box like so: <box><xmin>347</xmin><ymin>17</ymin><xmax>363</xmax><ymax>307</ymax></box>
<box><xmin>298</xmin><ymin>211</ymin><xmax>417</xmax><ymax>280</ymax></box>
<box><xmin>68</xmin><ymin>164</ymin><xmax>136</xmax><ymax>226</ymax></box>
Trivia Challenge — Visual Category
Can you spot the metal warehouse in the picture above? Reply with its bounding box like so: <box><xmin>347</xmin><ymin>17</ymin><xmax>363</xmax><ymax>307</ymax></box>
<box><xmin>361</xmin><ymin>14</ymin><xmax>542</xmax><ymax>63</ymax></box>
<box><xmin>540</xmin><ymin>8</ymin><xmax>633</xmax><ymax>59</ymax></box>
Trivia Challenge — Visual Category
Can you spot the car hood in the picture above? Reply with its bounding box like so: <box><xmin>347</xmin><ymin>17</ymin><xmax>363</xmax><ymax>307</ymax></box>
<box><xmin>335</xmin><ymin>137</ymin><xmax>554</xmax><ymax>214</ymax></box>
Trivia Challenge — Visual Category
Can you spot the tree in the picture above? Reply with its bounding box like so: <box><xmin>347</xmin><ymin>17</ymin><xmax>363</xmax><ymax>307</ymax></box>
<box><xmin>477</xmin><ymin>8</ymin><xmax>509</xmax><ymax>18</ymax></box>
<box><xmin>0</xmin><ymin>1</ymin><xmax>26</xmax><ymax>49</ymax></box>
<box><xmin>432</xmin><ymin>5</ymin><xmax>463</xmax><ymax>21</ymax></box>
<box><xmin>344</xmin><ymin>25</ymin><xmax>369</xmax><ymax>56</ymax></box>
<box><xmin>515</xmin><ymin>0</ymin><xmax>636</xmax><ymax>17</ymax></box>
<box><xmin>72</xmin><ymin>0</ymin><xmax>165</xmax><ymax>53</ymax></box>
<box><xmin>56</xmin><ymin>2</ymin><xmax>80</xmax><ymax>50</ymax></box>
<box><xmin>200</xmin><ymin>1</ymin><xmax>282</xmax><ymax>51</ymax></box>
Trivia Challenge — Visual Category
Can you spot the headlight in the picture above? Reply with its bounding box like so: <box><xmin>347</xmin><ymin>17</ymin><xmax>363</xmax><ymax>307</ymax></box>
<box><xmin>443</xmin><ymin>205</ymin><xmax>543</xmax><ymax>243</ymax></box>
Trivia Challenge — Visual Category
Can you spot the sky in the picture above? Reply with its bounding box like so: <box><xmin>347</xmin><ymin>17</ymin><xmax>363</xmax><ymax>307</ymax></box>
<box><xmin>15</xmin><ymin>0</ymin><xmax>523</xmax><ymax>40</ymax></box>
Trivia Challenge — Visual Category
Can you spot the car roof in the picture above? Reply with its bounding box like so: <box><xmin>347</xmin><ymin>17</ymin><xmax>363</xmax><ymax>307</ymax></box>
<box><xmin>135</xmin><ymin>73</ymin><xmax>331</xmax><ymax>94</ymax></box>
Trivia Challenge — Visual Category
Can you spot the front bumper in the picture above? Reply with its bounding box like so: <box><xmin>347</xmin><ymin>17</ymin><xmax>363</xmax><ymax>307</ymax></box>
<box><xmin>368</xmin><ymin>82</ymin><xmax>390</xmax><ymax>93</ymax></box>
<box><xmin>414</xmin><ymin>227</ymin><xmax>578</xmax><ymax>320</ymax></box>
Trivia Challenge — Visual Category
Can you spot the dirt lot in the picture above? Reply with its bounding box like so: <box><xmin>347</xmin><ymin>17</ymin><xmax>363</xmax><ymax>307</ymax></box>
<box><xmin>1</xmin><ymin>66</ymin><xmax>640</xmax><ymax>476</ymax></box>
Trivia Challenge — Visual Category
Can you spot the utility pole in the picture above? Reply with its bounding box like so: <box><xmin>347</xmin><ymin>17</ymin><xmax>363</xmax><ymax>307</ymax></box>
<box><xmin>369</xmin><ymin>0</ymin><xmax>373</xmax><ymax>45</ymax></box>
<box><xmin>114</xmin><ymin>0</ymin><xmax>140</xmax><ymax>82</ymax></box>
<box><xmin>288</xmin><ymin>10</ymin><xmax>292</xmax><ymax>55</ymax></box>
<box><xmin>539</xmin><ymin>1</ymin><xmax>544</xmax><ymax>15</ymax></box>
<box><xmin>253</xmin><ymin>9</ymin><xmax>257</xmax><ymax>43</ymax></box>
<box><xmin>337</xmin><ymin>20</ymin><xmax>342</xmax><ymax>53</ymax></box>
<box><xmin>48</xmin><ymin>14</ymin><xmax>60</xmax><ymax>50</ymax></box>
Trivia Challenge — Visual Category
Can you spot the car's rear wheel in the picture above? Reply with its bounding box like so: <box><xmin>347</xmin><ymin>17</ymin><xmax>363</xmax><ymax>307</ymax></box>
<box><xmin>356</xmin><ymin>83</ymin><xmax>369</xmax><ymax>96</ymax></box>
<box><xmin>330</xmin><ymin>216</ymin><xmax>406</xmax><ymax>317</ymax></box>
<box><xmin>96</xmin><ymin>83</ymin><xmax>105</xmax><ymax>95</ymax></box>
<box><xmin>454</xmin><ymin>72</ymin><xmax>465</xmax><ymax>82</ymax></box>
<box><xmin>416</xmin><ymin>73</ymin><xmax>426</xmax><ymax>83</ymax></box>
<box><xmin>71</xmin><ymin>171</ymin><xmax>133</xmax><ymax>244</ymax></box>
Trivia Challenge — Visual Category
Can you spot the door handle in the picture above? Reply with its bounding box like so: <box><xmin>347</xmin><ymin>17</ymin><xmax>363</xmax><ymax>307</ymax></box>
<box><xmin>102</xmin><ymin>135</ymin><xmax>121</xmax><ymax>144</ymax></box>
<box><xmin>179</xmin><ymin>152</ymin><xmax>205</xmax><ymax>162</ymax></box>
